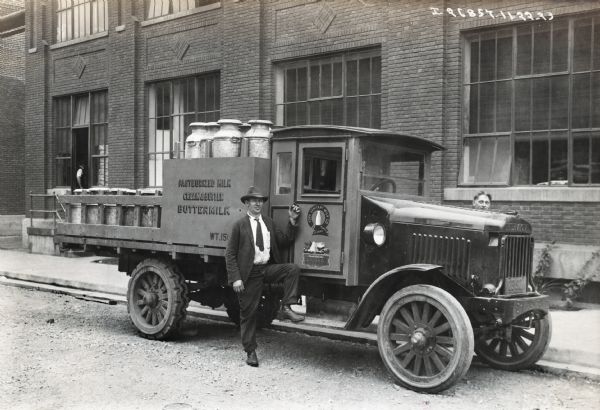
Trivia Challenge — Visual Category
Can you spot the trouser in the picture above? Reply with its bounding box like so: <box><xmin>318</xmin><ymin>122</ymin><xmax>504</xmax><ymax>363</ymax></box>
<box><xmin>238</xmin><ymin>263</ymin><xmax>300</xmax><ymax>353</ymax></box>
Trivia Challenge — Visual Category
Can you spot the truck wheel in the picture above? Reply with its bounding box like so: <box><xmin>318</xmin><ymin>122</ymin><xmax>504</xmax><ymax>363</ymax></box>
<box><xmin>377</xmin><ymin>285</ymin><xmax>474</xmax><ymax>393</ymax></box>
<box><xmin>475</xmin><ymin>311</ymin><xmax>551</xmax><ymax>371</ymax></box>
<box><xmin>127</xmin><ymin>258</ymin><xmax>189</xmax><ymax>340</ymax></box>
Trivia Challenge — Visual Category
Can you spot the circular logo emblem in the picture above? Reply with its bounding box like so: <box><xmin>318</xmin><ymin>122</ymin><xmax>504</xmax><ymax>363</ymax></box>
<box><xmin>307</xmin><ymin>204</ymin><xmax>330</xmax><ymax>236</ymax></box>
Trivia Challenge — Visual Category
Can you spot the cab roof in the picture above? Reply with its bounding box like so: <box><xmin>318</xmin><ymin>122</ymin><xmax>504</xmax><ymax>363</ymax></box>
<box><xmin>271</xmin><ymin>125</ymin><xmax>445</xmax><ymax>152</ymax></box>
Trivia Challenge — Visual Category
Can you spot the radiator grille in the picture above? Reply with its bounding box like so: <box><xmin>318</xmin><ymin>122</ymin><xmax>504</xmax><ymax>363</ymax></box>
<box><xmin>410</xmin><ymin>233</ymin><xmax>471</xmax><ymax>281</ymax></box>
<box><xmin>500</xmin><ymin>235</ymin><xmax>534</xmax><ymax>280</ymax></box>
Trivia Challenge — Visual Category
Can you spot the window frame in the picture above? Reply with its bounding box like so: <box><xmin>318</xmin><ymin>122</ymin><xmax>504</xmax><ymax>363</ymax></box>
<box><xmin>55</xmin><ymin>0</ymin><xmax>108</xmax><ymax>43</ymax></box>
<box><xmin>144</xmin><ymin>0</ymin><xmax>220</xmax><ymax>21</ymax></box>
<box><xmin>460</xmin><ymin>15</ymin><xmax>600</xmax><ymax>187</ymax></box>
<box><xmin>274</xmin><ymin>48</ymin><xmax>382</xmax><ymax>128</ymax></box>
<box><xmin>147</xmin><ymin>72</ymin><xmax>221</xmax><ymax>187</ymax></box>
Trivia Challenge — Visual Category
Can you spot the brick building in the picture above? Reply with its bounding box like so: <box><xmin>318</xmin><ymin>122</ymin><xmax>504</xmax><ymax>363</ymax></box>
<box><xmin>0</xmin><ymin>0</ymin><xmax>25</xmax><ymax>216</ymax></box>
<box><xmin>22</xmin><ymin>0</ymin><xmax>600</xmax><ymax>277</ymax></box>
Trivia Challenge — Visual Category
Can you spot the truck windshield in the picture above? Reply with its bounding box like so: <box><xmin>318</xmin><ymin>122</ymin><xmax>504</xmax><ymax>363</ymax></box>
<box><xmin>360</xmin><ymin>141</ymin><xmax>425</xmax><ymax>196</ymax></box>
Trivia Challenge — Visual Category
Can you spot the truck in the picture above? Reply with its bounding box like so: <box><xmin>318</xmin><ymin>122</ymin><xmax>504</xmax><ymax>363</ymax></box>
<box><xmin>55</xmin><ymin>124</ymin><xmax>551</xmax><ymax>393</ymax></box>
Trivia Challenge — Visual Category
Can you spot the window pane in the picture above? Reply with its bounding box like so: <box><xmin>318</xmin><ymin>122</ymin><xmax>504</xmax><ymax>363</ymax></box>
<box><xmin>572</xmin><ymin>73</ymin><xmax>591</xmax><ymax>129</ymax></box>
<box><xmin>468</xmin><ymin>84</ymin><xmax>478</xmax><ymax>133</ymax></box>
<box><xmin>286</xmin><ymin>69</ymin><xmax>297</xmax><ymax>102</ymax></box>
<box><xmin>321</xmin><ymin>99</ymin><xmax>332</xmax><ymax>124</ymax></box>
<box><xmin>372</xmin><ymin>57</ymin><xmax>381</xmax><ymax>94</ymax></box>
<box><xmin>358</xmin><ymin>96</ymin><xmax>371</xmax><ymax>128</ymax></box>
<box><xmin>531</xmin><ymin>138</ymin><xmax>549</xmax><ymax>185</ymax></box>
<box><xmin>552</xmin><ymin>20</ymin><xmax>568</xmax><ymax>72</ymax></box>
<box><xmin>480</xmin><ymin>35</ymin><xmax>495</xmax><ymax>81</ymax></box>
<box><xmin>346</xmin><ymin>60</ymin><xmax>357</xmax><ymax>96</ymax></box>
<box><xmin>496</xmin><ymin>81</ymin><xmax>511</xmax><ymax>132</ymax></box>
<box><xmin>533</xmin><ymin>23</ymin><xmax>551</xmax><ymax>74</ymax></box>
<box><xmin>479</xmin><ymin>83</ymin><xmax>494</xmax><ymax>133</ymax></box>
<box><xmin>514</xmin><ymin>137</ymin><xmax>530</xmax><ymax>185</ymax></box>
<box><xmin>573</xmin><ymin>19</ymin><xmax>592</xmax><ymax>72</ymax></box>
<box><xmin>470</xmin><ymin>39</ymin><xmax>479</xmax><ymax>82</ymax></box>
<box><xmin>359</xmin><ymin>58</ymin><xmax>371</xmax><ymax>95</ymax></box>
<box><xmin>285</xmin><ymin>103</ymin><xmax>296</xmax><ymax>126</ymax></box>
<box><xmin>551</xmin><ymin>76</ymin><xmax>569</xmax><ymax>129</ymax></box>
<box><xmin>297</xmin><ymin>67</ymin><xmax>308</xmax><ymax>101</ymax></box>
<box><xmin>92</xmin><ymin>124</ymin><xmax>106</xmax><ymax>155</ymax></box>
<box><xmin>321</xmin><ymin>63</ymin><xmax>332</xmax><ymax>97</ymax></box>
<box><xmin>73</xmin><ymin>94</ymin><xmax>90</xmax><ymax>126</ymax></box>
<box><xmin>346</xmin><ymin>97</ymin><xmax>357</xmax><ymax>127</ymax></box>
<box><xmin>459</xmin><ymin>137</ymin><xmax>511</xmax><ymax>184</ymax></box>
<box><xmin>593</xmin><ymin>72</ymin><xmax>600</xmax><ymax>128</ymax></box>
<box><xmin>592</xmin><ymin>136</ymin><xmax>600</xmax><ymax>183</ymax></box>
<box><xmin>550</xmin><ymin>134</ymin><xmax>568</xmax><ymax>183</ymax></box>
<box><xmin>309</xmin><ymin>101</ymin><xmax>319</xmax><ymax>125</ymax></box>
<box><xmin>56</xmin><ymin>159</ymin><xmax>71</xmax><ymax>186</ymax></box>
<box><xmin>332</xmin><ymin>62</ymin><xmax>342</xmax><ymax>96</ymax></box>
<box><xmin>491</xmin><ymin>137</ymin><xmax>511</xmax><ymax>183</ymax></box>
<box><xmin>331</xmin><ymin>98</ymin><xmax>344</xmax><ymax>126</ymax></box>
<box><xmin>302</xmin><ymin>147</ymin><xmax>342</xmax><ymax>194</ymax></box>
<box><xmin>310</xmin><ymin>65</ymin><xmax>320</xmax><ymax>98</ymax></box>
<box><xmin>371</xmin><ymin>95</ymin><xmax>381</xmax><ymax>129</ymax></box>
<box><xmin>515</xmin><ymin>79</ymin><xmax>531</xmax><ymax>131</ymax></box>
<box><xmin>573</xmin><ymin>135</ymin><xmax>590</xmax><ymax>184</ymax></box>
<box><xmin>297</xmin><ymin>102</ymin><xmax>307</xmax><ymax>125</ymax></box>
<box><xmin>497</xmin><ymin>31</ymin><xmax>512</xmax><ymax>79</ymax></box>
<box><xmin>595</xmin><ymin>17</ymin><xmax>600</xmax><ymax>69</ymax></box>
<box><xmin>532</xmin><ymin>78</ymin><xmax>550</xmax><ymax>130</ymax></box>
<box><xmin>276</xmin><ymin>152</ymin><xmax>292</xmax><ymax>194</ymax></box>
<box><xmin>517</xmin><ymin>26</ymin><xmax>532</xmax><ymax>75</ymax></box>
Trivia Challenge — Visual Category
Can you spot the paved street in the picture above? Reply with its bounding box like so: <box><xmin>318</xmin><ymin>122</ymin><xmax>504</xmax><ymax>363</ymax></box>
<box><xmin>1</xmin><ymin>285</ymin><xmax>599</xmax><ymax>410</ymax></box>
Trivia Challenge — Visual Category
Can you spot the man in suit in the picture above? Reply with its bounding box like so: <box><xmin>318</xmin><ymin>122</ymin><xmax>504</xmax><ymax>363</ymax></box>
<box><xmin>225</xmin><ymin>186</ymin><xmax>305</xmax><ymax>367</ymax></box>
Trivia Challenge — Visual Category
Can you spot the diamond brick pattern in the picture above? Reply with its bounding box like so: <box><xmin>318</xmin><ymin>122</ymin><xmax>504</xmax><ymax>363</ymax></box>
<box><xmin>313</xmin><ymin>3</ymin><xmax>335</xmax><ymax>34</ymax></box>
<box><xmin>71</xmin><ymin>55</ymin><xmax>86</xmax><ymax>79</ymax></box>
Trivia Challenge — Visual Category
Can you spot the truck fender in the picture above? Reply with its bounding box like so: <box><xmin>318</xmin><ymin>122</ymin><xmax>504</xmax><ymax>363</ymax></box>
<box><xmin>344</xmin><ymin>264</ymin><xmax>447</xmax><ymax>330</ymax></box>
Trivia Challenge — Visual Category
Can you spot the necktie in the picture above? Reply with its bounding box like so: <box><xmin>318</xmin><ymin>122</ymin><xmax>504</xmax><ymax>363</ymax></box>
<box><xmin>255</xmin><ymin>218</ymin><xmax>264</xmax><ymax>251</ymax></box>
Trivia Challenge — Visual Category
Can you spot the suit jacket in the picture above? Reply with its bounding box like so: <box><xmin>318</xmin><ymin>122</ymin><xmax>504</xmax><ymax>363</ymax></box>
<box><xmin>225</xmin><ymin>213</ymin><xmax>297</xmax><ymax>284</ymax></box>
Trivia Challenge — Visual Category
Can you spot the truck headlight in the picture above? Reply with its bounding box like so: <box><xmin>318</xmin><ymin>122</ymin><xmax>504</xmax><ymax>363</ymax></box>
<box><xmin>363</xmin><ymin>223</ymin><xmax>386</xmax><ymax>246</ymax></box>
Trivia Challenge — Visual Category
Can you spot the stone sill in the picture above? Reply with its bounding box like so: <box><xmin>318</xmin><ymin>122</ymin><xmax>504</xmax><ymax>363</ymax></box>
<box><xmin>444</xmin><ymin>187</ymin><xmax>600</xmax><ymax>202</ymax></box>
<box><xmin>50</xmin><ymin>31</ymin><xmax>108</xmax><ymax>50</ymax></box>
<box><xmin>140</xmin><ymin>2</ymin><xmax>221</xmax><ymax>27</ymax></box>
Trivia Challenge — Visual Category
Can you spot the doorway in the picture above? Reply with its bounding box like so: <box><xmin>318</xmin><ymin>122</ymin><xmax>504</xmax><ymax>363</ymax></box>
<box><xmin>73</xmin><ymin>128</ymin><xmax>89</xmax><ymax>190</ymax></box>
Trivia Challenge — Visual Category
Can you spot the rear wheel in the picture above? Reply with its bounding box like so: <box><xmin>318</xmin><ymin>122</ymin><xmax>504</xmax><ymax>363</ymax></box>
<box><xmin>377</xmin><ymin>285</ymin><xmax>474</xmax><ymax>393</ymax></box>
<box><xmin>475</xmin><ymin>311</ymin><xmax>551</xmax><ymax>371</ymax></box>
<box><xmin>127</xmin><ymin>258</ymin><xmax>189</xmax><ymax>340</ymax></box>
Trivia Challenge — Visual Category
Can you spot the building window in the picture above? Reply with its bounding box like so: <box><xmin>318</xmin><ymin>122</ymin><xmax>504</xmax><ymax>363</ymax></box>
<box><xmin>146</xmin><ymin>0</ymin><xmax>218</xmax><ymax>20</ymax></box>
<box><xmin>54</xmin><ymin>90</ymin><xmax>108</xmax><ymax>188</ymax></box>
<box><xmin>56</xmin><ymin>0</ymin><xmax>108</xmax><ymax>43</ymax></box>
<box><xmin>461</xmin><ymin>16</ymin><xmax>600</xmax><ymax>186</ymax></box>
<box><xmin>275</xmin><ymin>49</ymin><xmax>381</xmax><ymax>128</ymax></box>
<box><xmin>147</xmin><ymin>73</ymin><xmax>220</xmax><ymax>187</ymax></box>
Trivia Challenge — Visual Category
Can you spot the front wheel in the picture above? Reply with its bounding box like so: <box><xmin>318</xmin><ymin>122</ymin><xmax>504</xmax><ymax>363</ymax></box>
<box><xmin>377</xmin><ymin>285</ymin><xmax>474</xmax><ymax>393</ymax></box>
<box><xmin>475</xmin><ymin>311</ymin><xmax>552</xmax><ymax>371</ymax></box>
<box><xmin>127</xmin><ymin>258</ymin><xmax>189</xmax><ymax>340</ymax></box>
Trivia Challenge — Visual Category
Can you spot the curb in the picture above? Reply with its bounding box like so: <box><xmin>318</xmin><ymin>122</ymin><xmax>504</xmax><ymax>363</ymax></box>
<box><xmin>1</xmin><ymin>273</ymin><xmax>598</xmax><ymax>382</ymax></box>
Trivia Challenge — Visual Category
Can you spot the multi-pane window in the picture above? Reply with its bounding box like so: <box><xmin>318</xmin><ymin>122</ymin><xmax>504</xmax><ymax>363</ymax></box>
<box><xmin>148</xmin><ymin>73</ymin><xmax>220</xmax><ymax>187</ymax></box>
<box><xmin>146</xmin><ymin>0</ymin><xmax>218</xmax><ymax>19</ymax></box>
<box><xmin>275</xmin><ymin>49</ymin><xmax>381</xmax><ymax>128</ymax></box>
<box><xmin>461</xmin><ymin>15</ymin><xmax>600</xmax><ymax>186</ymax></box>
<box><xmin>56</xmin><ymin>0</ymin><xmax>108</xmax><ymax>43</ymax></box>
<box><xmin>54</xmin><ymin>90</ymin><xmax>108</xmax><ymax>187</ymax></box>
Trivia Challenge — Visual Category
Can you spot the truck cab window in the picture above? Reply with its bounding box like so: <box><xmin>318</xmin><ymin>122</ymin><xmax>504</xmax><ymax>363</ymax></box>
<box><xmin>276</xmin><ymin>152</ymin><xmax>293</xmax><ymax>194</ymax></box>
<box><xmin>302</xmin><ymin>147</ymin><xmax>342</xmax><ymax>195</ymax></box>
<box><xmin>361</xmin><ymin>141</ymin><xmax>425</xmax><ymax>196</ymax></box>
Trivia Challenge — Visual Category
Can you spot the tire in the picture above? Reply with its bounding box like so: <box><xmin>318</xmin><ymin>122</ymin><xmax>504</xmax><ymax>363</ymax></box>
<box><xmin>475</xmin><ymin>311</ymin><xmax>552</xmax><ymax>371</ymax></box>
<box><xmin>377</xmin><ymin>285</ymin><xmax>474</xmax><ymax>393</ymax></box>
<box><xmin>127</xmin><ymin>258</ymin><xmax>189</xmax><ymax>340</ymax></box>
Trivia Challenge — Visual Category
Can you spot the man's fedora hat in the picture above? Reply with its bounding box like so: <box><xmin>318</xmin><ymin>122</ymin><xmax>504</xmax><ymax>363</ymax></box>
<box><xmin>241</xmin><ymin>186</ymin><xmax>268</xmax><ymax>203</ymax></box>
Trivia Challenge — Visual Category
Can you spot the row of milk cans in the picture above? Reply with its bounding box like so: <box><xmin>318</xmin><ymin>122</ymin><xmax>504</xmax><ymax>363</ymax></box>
<box><xmin>184</xmin><ymin>119</ymin><xmax>272</xmax><ymax>160</ymax></box>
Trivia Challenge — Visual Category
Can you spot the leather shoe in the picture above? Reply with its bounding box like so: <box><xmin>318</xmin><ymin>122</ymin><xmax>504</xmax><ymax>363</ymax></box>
<box><xmin>280</xmin><ymin>305</ymin><xmax>305</xmax><ymax>323</ymax></box>
<box><xmin>246</xmin><ymin>351</ymin><xmax>259</xmax><ymax>367</ymax></box>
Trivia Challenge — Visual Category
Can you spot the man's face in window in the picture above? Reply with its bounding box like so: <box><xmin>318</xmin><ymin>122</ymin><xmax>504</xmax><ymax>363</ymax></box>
<box><xmin>473</xmin><ymin>194</ymin><xmax>491</xmax><ymax>210</ymax></box>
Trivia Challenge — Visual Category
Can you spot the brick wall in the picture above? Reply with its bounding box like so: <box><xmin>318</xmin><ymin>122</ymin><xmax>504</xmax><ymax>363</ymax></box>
<box><xmin>0</xmin><ymin>76</ymin><xmax>25</xmax><ymax>214</ymax></box>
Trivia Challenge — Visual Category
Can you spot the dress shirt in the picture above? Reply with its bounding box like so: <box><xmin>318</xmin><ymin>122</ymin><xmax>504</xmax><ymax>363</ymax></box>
<box><xmin>248</xmin><ymin>213</ymin><xmax>271</xmax><ymax>264</ymax></box>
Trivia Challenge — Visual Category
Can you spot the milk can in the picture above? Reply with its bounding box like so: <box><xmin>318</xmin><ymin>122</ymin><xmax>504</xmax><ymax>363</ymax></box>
<box><xmin>185</xmin><ymin>122</ymin><xmax>207</xmax><ymax>159</ymax></box>
<box><xmin>205</xmin><ymin>122</ymin><xmax>220</xmax><ymax>157</ymax></box>
<box><xmin>246</xmin><ymin>120</ymin><xmax>273</xmax><ymax>159</ymax></box>
<box><xmin>212</xmin><ymin>119</ymin><xmax>243</xmax><ymax>157</ymax></box>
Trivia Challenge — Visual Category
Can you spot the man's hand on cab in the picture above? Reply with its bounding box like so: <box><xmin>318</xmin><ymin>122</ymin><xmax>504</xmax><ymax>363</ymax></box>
<box><xmin>289</xmin><ymin>203</ymin><xmax>301</xmax><ymax>225</ymax></box>
<box><xmin>233</xmin><ymin>279</ymin><xmax>245</xmax><ymax>293</ymax></box>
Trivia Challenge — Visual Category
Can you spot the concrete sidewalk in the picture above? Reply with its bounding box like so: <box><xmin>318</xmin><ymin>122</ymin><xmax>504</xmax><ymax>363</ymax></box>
<box><xmin>1</xmin><ymin>248</ymin><xmax>599</xmax><ymax>379</ymax></box>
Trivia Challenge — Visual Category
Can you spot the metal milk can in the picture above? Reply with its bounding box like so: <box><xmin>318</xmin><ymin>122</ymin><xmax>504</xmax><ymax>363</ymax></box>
<box><xmin>246</xmin><ymin>120</ymin><xmax>273</xmax><ymax>159</ymax></box>
<box><xmin>185</xmin><ymin>122</ymin><xmax>208</xmax><ymax>159</ymax></box>
<box><xmin>212</xmin><ymin>119</ymin><xmax>243</xmax><ymax>157</ymax></box>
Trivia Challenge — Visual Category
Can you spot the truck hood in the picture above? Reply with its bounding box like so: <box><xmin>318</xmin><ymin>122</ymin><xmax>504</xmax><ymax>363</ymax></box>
<box><xmin>363</xmin><ymin>194</ymin><xmax>531</xmax><ymax>234</ymax></box>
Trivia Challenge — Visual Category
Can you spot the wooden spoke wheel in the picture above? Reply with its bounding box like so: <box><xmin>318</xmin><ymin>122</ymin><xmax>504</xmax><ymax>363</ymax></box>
<box><xmin>475</xmin><ymin>311</ymin><xmax>551</xmax><ymax>371</ymax></box>
<box><xmin>127</xmin><ymin>259</ymin><xmax>189</xmax><ymax>340</ymax></box>
<box><xmin>377</xmin><ymin>285</ymin><xmax>474</xmax><ymax>393</ymax></box>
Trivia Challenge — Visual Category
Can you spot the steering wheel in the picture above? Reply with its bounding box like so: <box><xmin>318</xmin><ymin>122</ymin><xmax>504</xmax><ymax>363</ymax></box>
<box><xmin>369</xmin><ymin>178</ymin><xmax>396</xmax><ymax>193</ymax></box>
